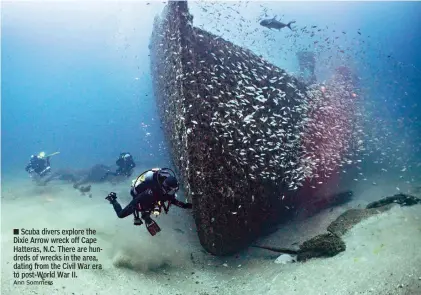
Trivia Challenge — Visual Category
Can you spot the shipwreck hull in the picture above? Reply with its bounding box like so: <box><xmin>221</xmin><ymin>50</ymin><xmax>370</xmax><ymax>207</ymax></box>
<box><xmin>149</xmin><ymin>2</ymin><xmax>360</xmax><ymax>255</ymax></box>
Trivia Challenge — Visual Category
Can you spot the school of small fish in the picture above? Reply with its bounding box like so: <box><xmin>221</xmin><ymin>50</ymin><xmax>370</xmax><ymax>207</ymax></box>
<box><xmin>150</xmin><ymin>5</ymin><xmax>367</xmax><ymax>194</ymax></box>
<box><xmin>149</xmin><ymin>1</ymin><xmax>421</xmax><ymax>197</ymax></box>
<box><xmin>189</xmin><ymin>2</ymin><xmax>421</xmax><ymax>184</ymax></box>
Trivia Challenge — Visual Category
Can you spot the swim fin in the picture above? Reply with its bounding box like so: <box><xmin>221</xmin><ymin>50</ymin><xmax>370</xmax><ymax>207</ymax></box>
<box><xmin>146</xmin><ymin>220</ymin><xmax>161</xmax><ymax>236</ymax></box>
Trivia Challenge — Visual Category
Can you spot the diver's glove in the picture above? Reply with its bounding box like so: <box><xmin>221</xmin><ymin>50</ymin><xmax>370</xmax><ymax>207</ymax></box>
<box><xmin>183</xmin><ymin>203</ymin><xmax>193</xmax><ymax>209</ymax></box>
<box><xmin>105</xmin><ymin>192</ymin><xmax>117</xmax><ymax>203</ymax></box>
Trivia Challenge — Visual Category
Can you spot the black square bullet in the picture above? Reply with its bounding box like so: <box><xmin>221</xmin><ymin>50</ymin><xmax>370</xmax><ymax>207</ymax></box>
<box><xmin>13</xmin><ymin>229</ymin><xmax>19</xmax><ymax>235</ymax></box>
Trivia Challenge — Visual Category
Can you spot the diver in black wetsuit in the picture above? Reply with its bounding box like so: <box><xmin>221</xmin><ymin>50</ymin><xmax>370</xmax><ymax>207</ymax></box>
<box><xmin>103</xmin><ymin>152</ymin><xmax>136</xmax><ymax>178</ymax></box>
<box><xmin>25</xmin><ymin>152</ymin><xmax>51</xmax><ymax>178</ymax></box>
<box><xmin>105</xmin><ymin>168</ymin><xmax>192</xmax><ymax>236</ymax></box>
<box><xmin>116</xmin><ymin>153</ymin><xmax>136</xmax><ymax>176</ymax></box>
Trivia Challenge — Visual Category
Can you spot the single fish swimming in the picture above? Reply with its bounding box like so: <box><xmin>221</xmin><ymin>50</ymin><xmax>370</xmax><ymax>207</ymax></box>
<box><xmin>260</xmin><ymin>16</ymin><xmax>296</xmax><ymax>31</ymax></box>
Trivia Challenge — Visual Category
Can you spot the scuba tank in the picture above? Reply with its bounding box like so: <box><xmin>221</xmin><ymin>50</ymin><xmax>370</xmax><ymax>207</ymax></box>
<box><xmin>131</xmin><ymin>167</ymin><xmax>177</xmax><ymax>188</ymax></box>
<box><xmin>131</xmin><ymin>168</ymin><xmax>178</xmax><ymax>236</ymax></box>
<box><xmin>131</xmin><ymin>168</ymin><xmax>176</xmax><ymax>219</ymax></box>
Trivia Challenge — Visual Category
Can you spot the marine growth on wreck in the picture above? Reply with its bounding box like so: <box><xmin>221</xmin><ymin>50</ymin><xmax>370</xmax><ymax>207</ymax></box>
<box><xmin>149</xmin><ymin>1</ymin><xmax>363</xmax><ymax>255</ymax></box>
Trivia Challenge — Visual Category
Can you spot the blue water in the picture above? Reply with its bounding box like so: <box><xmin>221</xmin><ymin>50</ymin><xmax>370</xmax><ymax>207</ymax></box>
<box><xmin>2</xmin><ymin>1</ymin><xmax>421</xmax><ymax>175</ymax></box>
<box><xmin>1</xmin><ymin>2</ymin><xmax>421</xmax><ymax>295</ymax></box>
<box><xmin>1</xmin><ymin>2</ymin><xmax>167</xmax><ymax>175</ymax></box>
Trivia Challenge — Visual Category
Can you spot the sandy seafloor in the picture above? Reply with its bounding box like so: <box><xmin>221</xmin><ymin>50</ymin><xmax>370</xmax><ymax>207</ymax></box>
<box><xmin>1</xmin><ymin>168</ymin><xmax>420</xmax><ymax>295</ymax></box>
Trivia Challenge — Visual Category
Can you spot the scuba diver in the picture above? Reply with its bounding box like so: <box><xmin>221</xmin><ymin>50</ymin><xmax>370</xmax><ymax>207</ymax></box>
<box><xmin>25</xmin><ymin>152</ymin><xmax>59</xmax><ymax>178</ymax></box>
<box><xmin>115</xmin><ymin>152</ymin><xmax>136</xmax><ymax>176</ymax></box>
<box><xmin>103</xmin><ymin>152</ymin><xmax>136</xmax><ymax>178</ymax></box>
<box><xmin>105</xmin><ymin>167</ymin><xmax>193</xmax><ymax>236</ymax></box>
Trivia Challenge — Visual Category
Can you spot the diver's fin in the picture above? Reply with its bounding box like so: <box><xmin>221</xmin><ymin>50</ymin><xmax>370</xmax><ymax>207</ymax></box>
<box><xmin>146</xmin><ymin>220</ymin><xmax>161</xmax><ymax>236</ymax></box>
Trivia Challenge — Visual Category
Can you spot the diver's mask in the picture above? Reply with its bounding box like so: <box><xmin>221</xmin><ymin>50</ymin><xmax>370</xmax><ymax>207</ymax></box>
<box><xmin>162</xmin><ymin>183</ymin><xmax>179</xmax><ymax>196</ymax></box>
